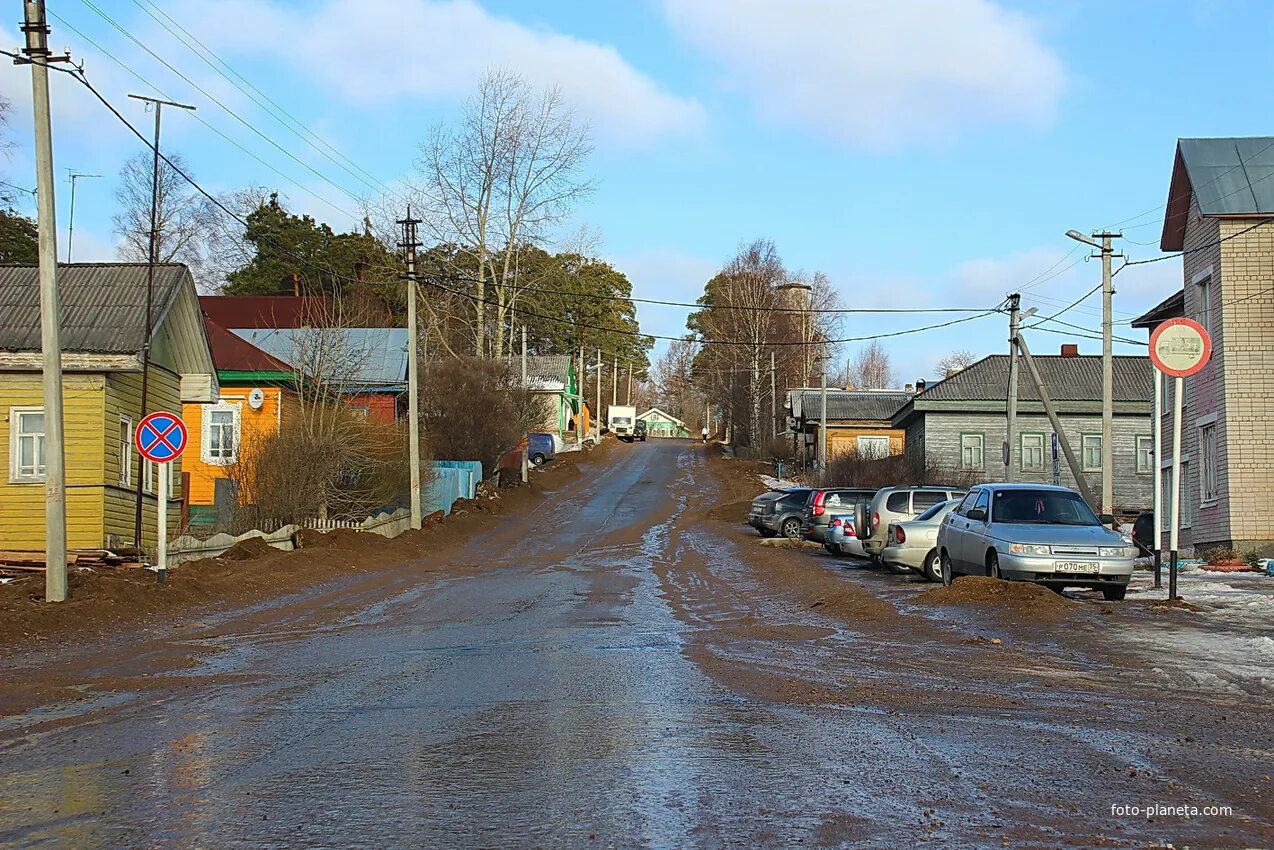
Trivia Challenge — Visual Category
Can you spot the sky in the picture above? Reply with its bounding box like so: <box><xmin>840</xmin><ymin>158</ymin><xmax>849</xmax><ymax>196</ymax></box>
<box><xmin>2</xmin><ymin>0</ymin><xmax>1273</xmax><ymax>382</ymax></box>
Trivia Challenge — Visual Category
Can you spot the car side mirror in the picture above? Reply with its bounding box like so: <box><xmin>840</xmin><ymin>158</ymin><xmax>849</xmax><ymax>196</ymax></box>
<box><xmin>967</xmin><ymin>508</ymin><xmax>987</xmax><ymax>522</ymax></box>
<box><xmin>1099</xmin><ymin>513</ymin><xmax>1115</xmax><ymax>526</ymax></box>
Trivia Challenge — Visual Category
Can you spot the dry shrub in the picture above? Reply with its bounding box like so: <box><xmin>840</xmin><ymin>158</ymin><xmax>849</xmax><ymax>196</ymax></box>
<box><xmin>420</xmin><ymin>356</ymin><xmax>540</xmax><ymax>473</ymax></box>
<box><xmin>231</xmin><ymin>412</ymin><xmax>417</xmax><ymax>529</ymax></box>
<box><xmin>820</xmin><ymin>450</ymin><xmax>981</xmax><ymax>490</ymax></box>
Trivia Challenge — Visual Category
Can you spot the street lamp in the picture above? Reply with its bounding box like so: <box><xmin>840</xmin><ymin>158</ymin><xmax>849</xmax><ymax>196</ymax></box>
<box><xmin>1065</xmin><ymin>229</ymin><xmax>1100</xmax><ymax>249</ymax></box>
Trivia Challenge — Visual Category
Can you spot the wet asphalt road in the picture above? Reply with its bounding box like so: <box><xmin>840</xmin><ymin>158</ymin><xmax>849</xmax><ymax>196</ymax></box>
<box><xmin>2</xmin><ymin>441</ymin><xmax>1272</xmax><ymax>849</ymax></box>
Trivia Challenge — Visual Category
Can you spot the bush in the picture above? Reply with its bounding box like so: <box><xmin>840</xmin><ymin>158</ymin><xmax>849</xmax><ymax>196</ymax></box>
<box><xmin>819</xmin><ymin>450</ymin><xmax>981</xmax><ymax>490</ymax></box>
<box><xmin>420</xmin><ymin>356</ymin><xmax>541</xmax><ymax>474</ymax></box>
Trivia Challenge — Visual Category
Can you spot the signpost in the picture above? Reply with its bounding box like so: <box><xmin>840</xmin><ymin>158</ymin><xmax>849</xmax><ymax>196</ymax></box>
<box><xmin>1050</xmin><ymin>432</ymin><xmax>1061</xmax><ymax>486</ymax></box>
<box><xmin>1148</xmin><ymin>318</ymin><xmax>1212</xmax><ymax>601</ymax></box>
<box><xmin>135</xmin><ymin>411</ymin><xmax>188</xmax><ymax>584</ymax></box>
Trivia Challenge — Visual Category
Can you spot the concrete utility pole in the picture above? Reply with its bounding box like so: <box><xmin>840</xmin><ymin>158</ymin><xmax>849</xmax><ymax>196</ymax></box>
<box><xmin>66</xmin><ymin>170</ymin><xmax>101</xmax><ymax>263</ymax></box>
<box><xmin>770</xmin><ymin>350</ymin><xmax>777</xmax><ymax>439</ymax></box>
<box><xmin>818</xmin><ymin>356</ymin><xmax>828</xmax><ymax>478</ymax></box>
<box><xmin>398</xmin><ymin>209</ymin><xmax>423</xmax><ymax>529</ymax></box>
<box><xmin>595</xmin><ymin>348</ymin><xmax>602</xmax><ymax>438</ymax></box>
<box><xmin>1005</xmin><ymin>293</ymin><xmax>1021</xmax><ymax>482</ymax></box>
<box><xmin>1066</xmin><ymin>229</ymin><xmax>1122</xmax><ymax>521</ymax></box>
<box><xmin>20</xmin><ymin>0</ymin><xmax>69</xmax><ymax>601</ymax></box>
<box><xmin>578</xmin><ymin>345</ymin><xmax>585</xmax><ymax>434</ymax></box>
<box><xmin>612</xmin><ymin>357</ymin><xmax>618</xmax><ymax>407</ymax></box>
<box><xmin>128</xmin><ymin>93</ymin><xmax>195</xmax><ymax>549</ymax></box>
<box><xmin>521</xmin><ymin>325</ymin><xmax>529</xmax><ymax>484</ymax></box>
<box><xmin>626</xmin><ymin>362</ymin><xmax>632</xmax><ymax>406</ymax></box>
<box><xmin>1015</xmin><ymin>331</ymin><xmax>1097</xmax><ymax>508</ymax></box>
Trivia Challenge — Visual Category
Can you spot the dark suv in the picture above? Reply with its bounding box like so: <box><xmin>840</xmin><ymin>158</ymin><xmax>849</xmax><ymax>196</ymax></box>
<box><xmin>801</xmin><ymin>487</ymin><xmax>877</xmax><ymax>548</ymax></box>
<box><xmin>749</xmin><ymin>488</ymin><xmax>813</xmax><ymax>538</ymax></box>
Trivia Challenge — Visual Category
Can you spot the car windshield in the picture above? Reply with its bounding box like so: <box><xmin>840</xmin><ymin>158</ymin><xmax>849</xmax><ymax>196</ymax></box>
<box><xmin>914</xmin><ymin>499</ymin><xmax>957</xmax><ymax>522</ymax></box>
<box><xmin>992</xmin><ymin>489</ymin><xmax>1100</xmax><ymax>526</ymax></box>
<box><xmin>613</xmin><ymin>417</ymin><xmax>632</xmax><ymax>425</ymax></box>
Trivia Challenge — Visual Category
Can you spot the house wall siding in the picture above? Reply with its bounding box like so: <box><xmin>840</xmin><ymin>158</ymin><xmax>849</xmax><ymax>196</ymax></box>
<box><xmin>822</xmin><ymin>425</ymin><xmax>905</xmax><ymax>458</ymax></box>
<box><xmin>183</xmin><ymin>385</ymin><xmax>292</xmax><ymax>508</ymax></box>
<box><xmin>104</xmin><ymin>367</ymin><xmax>183</xmax><ymax>548</ymax></box>
<box><xmin>917</xmin><ymin>410</ymin><xmax>1153</xmax><ymax>511</ymax></box>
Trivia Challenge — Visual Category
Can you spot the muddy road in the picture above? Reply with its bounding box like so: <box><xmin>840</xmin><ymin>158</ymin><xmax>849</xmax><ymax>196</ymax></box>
<box><xmin>1</xmin><ymin>442</ymin><xmax>1271</xmax><ymax>848</ymax></box>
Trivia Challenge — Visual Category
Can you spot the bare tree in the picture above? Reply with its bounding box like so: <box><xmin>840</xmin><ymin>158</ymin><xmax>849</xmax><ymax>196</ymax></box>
<box><xmin>846</xmin><ymin>340</ymin><xmax>896</xmax><ymax>389</ymax></box>
<box><xmin>415</xmin><ymin>69</ymin><xmax>592</xmax><ymax>357</ymax></box>
<box><xmin>936</xmin><ymin>349</ymin><xmax>978</xmax><ymax>379</ymax></box>
<box><xmin>112</xmin><ymin>150</ymin><xmax>217</xmax><ymax>285</ymax></box>
<box><xmin>652</xmin><ymin>337</ymin><xmax>702</xmax><ymax>426</ymax></box>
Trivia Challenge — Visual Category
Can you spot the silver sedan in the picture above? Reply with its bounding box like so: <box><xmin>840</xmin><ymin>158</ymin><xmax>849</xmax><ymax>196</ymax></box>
<box><xmin>880</xmin><ymin>499</ymin><xmax>961</xmax><ymax>581</ymax></box>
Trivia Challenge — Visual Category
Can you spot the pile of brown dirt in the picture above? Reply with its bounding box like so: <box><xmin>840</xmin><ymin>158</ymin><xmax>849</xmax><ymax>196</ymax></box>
<box><xmin>294</xmin><ymin>527</ymin><xmax>390</xmax><ymax>550</ymax></box>
<box><xmin>218</xmin><ymin>536</ymin><xmax>278</xmax><ymax>561</ymax></box>
<box><xmin>916</xmin><ymin>576</ymin><xmax>1073</xmax><ymax>618</ymax></box>
<box><xmin>708</xmin><ymin>499</ymin><xmax>752</xmax><ymax>522</ymax></box>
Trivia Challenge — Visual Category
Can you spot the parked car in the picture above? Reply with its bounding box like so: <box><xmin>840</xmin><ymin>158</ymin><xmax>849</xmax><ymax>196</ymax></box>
<box><xmin>936</xmin><ymin>483</ymin><xmax>1136</xmax><ymax>601</ymax></box>
<box><xmin>880</xmin><ymin>498</ymin><xmax>961</xmax><ymax>581</ymax></box>
<box><xmin>855</xmin><ymin>485</ymin><xmax>967</xmax><ymax>563</ymax></box>
<box><xmin>634</xmin><ymin>420</ymin><xmax>648</xmax><ymax>442</ymax></box>
<box><xmin>802</xmin><ymin>488</ymin><xmax>877</xmax><ymax>547</ymax></box>
<box><xmin>825</xmin><ymin>513</ymin><xmax>868</xmax><ymax>559</ymax></box>
<box><xmin>748</xmin><ymin>488</ymin><xmax>813</xmax><ymax>539</ymax></box>
<box><xmin>527</xmin><ymin>432</ymin><xmax>556</xmax><ymax>466</ymax></box>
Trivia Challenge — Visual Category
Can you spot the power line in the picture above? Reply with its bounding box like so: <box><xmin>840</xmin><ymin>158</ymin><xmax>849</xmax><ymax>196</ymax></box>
<box><xmin>1023</xmin><ymin>282</ymin><xmax>1101</xmax><ymax>329</ymax></box>
<box><xmin>1121</xmin><ymin>215</ymin><xmax>1274</xmax><ymax>268</ymax></box>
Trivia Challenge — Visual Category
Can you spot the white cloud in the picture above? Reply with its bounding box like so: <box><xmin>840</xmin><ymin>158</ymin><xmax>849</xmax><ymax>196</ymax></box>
<box><xmin>610</xmin><ymin>247</ymin><xmax>718</xmax><ymax>347</ymax></box>
<box><xmin>662</xmin><ymin>0</ymin><xmax>1065</xmax><ymax>148</ymax></box>
<box><xmin>177</xmin><ymin>0</ymin><xmax>705</xmax><ymax>147</ymax></box>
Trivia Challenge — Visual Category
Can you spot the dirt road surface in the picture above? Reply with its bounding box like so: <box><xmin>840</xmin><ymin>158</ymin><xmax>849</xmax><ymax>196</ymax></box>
<box><xmin>2</xmin><ymin>442</ymin><xmax>1271</xmax><ymax>848</ymax></box>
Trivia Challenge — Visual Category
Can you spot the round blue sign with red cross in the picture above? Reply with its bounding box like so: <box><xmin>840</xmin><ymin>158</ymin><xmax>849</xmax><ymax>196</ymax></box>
<box><xmin>135</xmin><ymin>411</ymin><xmax>188</xmax><ymax>463</ymax></box>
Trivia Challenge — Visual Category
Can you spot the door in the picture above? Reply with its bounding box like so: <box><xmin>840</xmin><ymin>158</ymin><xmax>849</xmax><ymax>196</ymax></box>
<box><xmin>943</xmin><ymin>490</ymin><xmax>978</xmax><ymax>573</ymax></box>
<box><xmin>959</xmin><ymin>490</ymin><xmax>991</xmax><ymax>572</ymax></box>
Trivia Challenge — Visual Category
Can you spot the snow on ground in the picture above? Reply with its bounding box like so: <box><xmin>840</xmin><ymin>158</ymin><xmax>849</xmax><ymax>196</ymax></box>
<box><xmin>759</xmin><ymin>475</ymin><xmax>804</xmax><ymax>490</ymax></box>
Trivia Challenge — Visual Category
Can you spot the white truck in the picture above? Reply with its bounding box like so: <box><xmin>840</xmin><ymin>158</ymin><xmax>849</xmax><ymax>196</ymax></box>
<box><xmin>608</xmin><ymin>405</ymin><xmax>638</xmax><ymax>442</ymax></box>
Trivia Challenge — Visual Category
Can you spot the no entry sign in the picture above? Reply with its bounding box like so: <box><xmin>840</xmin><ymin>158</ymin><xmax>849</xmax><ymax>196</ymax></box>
<box><xmin>135</xmin><ymin>411</ymin><xmax>188</xmax><ymax>463</ymax></box>
<box><xmin>1149</xmin><ymin>317</ymin><xmax>1212</xmax><ymax>378</ymax></box>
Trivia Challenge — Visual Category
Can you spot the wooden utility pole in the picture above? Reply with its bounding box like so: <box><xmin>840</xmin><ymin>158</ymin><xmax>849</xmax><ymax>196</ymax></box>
<box><xmin>595</xmin><ymin>348</ymin><xmax>602</xmax><ymax>437</ymax></box>
<box><xmin>1015</xmin><ymin>331</ymin><xmax>1097</xmax><ymax>508</ymax></box>
<box><xmin>626</xmin><ymin>362</ymin><xmax>633</xmax><ymax>405</ymax></box>
<box><xmin>398</xmin><ymin>208</ymin><xmax>423</xmax><ymax>529</ymax></box>
<box><xmin>1006</xmin><ymin>293</ymin><xmax>1021</xmax><ymax>482</ymax></box>
<box><xmin>20</xmin><ymin>0</ymin><xmax>68</xmax><ymax>600</ymax></box>
<box><xmin>770</xmin><ymin>350</ymin><xmax>777</xmax><ymax>438</ymax></box>
<box><xmin>612</xmin><ymin>357</ymin><xmax>618</xmax><ymax>407</ymax></box>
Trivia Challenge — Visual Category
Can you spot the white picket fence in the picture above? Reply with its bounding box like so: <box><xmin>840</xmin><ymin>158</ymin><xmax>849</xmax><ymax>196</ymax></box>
<box><xmin>169</xmin><ymin>506</ymin><xmax>413</xmax><ymax>566</ymax></box>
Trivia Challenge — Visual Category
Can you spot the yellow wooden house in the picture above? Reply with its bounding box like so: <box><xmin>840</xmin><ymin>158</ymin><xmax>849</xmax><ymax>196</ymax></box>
<box><xmin>0</xmin><ymin>263</ymin><xmax>217</xmax><ymax>551</ymax></box>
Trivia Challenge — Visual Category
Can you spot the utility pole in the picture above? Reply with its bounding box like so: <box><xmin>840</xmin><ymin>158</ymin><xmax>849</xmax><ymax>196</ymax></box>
<box><xmin>128</xmin><ymin>93</ymin><xmax>195</xmax><ymax>549</ymax></box>
<box><xmin>578</xmin><ymin>345</ymin><xmax>585</xmax><ymax>435</ymax></box>
<box><xmin>20</xmin><ymin>0</ymin><xmax>70</xmax><ymax>601</ymax></box>
<box><xmin>627</xmin><ymin>362</ymin><xmax>633</xmax><ymax>405</ymax></box>
<box><xmin>818</xmin><ymin>355</ymin><xmax>828</xmax><ymax>478</ymax></box>
<box><xmin>1015</xmin><ymin>331</ymin><xmax>1097</xmax><ymax>508</ymax></box>
<box><xmin>66</xmin><ymin>170</ymin><xmax>101</xmax><ymax>262</ymax></box>
<box><xmin>521</xmin><ymin>325</ymin><xmax>529</xmax><ymax>484</ymax></box>
<box><xmin>595</xmin><ymin>348</ymin><xmax>602</xmax><ymax>438</ymax></box>
<box><xmin>398</xmin><ymin>208</ymin><xmax>423</xmax><ymax>529</ymax></box>
<box><xmin>1006</xmin><ymin>293</ymin><xmax>1021</xmax><ymax>482</ymax></box>
<box><xmin>612</xmin><ymin>357</ymin><xmax>618</xmax><ymax>407</ymax></box>
<box><xmin>770</xmin><ymin>350</ymin><xmax>777</xmax><ymax>438</ymax></box>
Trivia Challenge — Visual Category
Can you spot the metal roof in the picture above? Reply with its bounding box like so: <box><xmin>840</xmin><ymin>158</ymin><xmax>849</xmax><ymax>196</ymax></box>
<box><xmin>232</xmin><ymin>327</ymin><xmax>408</xmax><ymax>388</ymax></box>
<box><xmin>1161</xmin><ymin>137</ymin><xmax>1274</xmax><ymax>250</ymax></box>
<box><xmin>0</xmin><ymin>263</ymin><xmax>190</xmax><ymax>353</ymax></box>
<box><xmin>795</xmin><ymin>390</ymin><xmax>912</xmax><ymax>423</ymax></box>
<box><xmin>200</xmin><ymin>295</ymin><xmax>335</xmax><ymax>329</ymax></box>
<box><xmin>205</xmin><ymin>320</ymin><xmax>294</xmax><ymax>375</ymax></box>
<box><xmin>912</xmin><ymin>354</ymin><xmax>1151</xmax><ymax>404</ymax></box>
<box><xmin>504</xmin><ymin>354</ymin><xmax>573</xmax><ymax>387</ymax></box>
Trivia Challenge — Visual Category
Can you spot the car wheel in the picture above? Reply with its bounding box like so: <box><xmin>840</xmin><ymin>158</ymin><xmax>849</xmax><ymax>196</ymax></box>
<box><xmin>781</xmin><ymin>518</ymin><xmax>801</xmax><ymax>540</ymax></box>
<box><xmin>987</xmin><ymin>553</ymin><xmax>1002</xmax><ymax>580</ymax></box>
<box><xmin>940</xmin><ymin>551</ymin><xmax>955</xmax><ymax>586</ymax></box>
<box><xmin>1102</xmin><ymin>585</ymin><xmax>1127</xmax><ymax>602</ymax></box>
<box><xmin>920</xmin><ymin>549</ymin><xmax>942</xmax><ymax>583</ymax></box>
<box><xmin>531</xmin><ymin>453</ymin><xmax>546</xmax><ymax>466</ymax></box>
<box><xmin>824</xmin><ymin>543</ymin><xmax>838</xmax><ymax>555</ymax></box>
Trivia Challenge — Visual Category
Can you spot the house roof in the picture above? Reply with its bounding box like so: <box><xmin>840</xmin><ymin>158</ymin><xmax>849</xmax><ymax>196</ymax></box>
<box><xmin>231</xmin><ymin>327</ymin><xmax>408</xmax><ymax>389</ymax></box>
<box><xmin>504</xmin><ymin>354</ymin><xmax>573</xmax><ymax>388</ymax></box>
<box><xmin>1129</xmin><ymin>290</ymin><xmax>1185</xmax><ymax>330</ymax></box>
<box><xmin>200</xmin><ymin>295</ymin><xmax>335</xmax><ymax>329</ymax></box>
<box><xmin>1161</xmin><ymin>137</ymin><xmax>1274</xmax><ymax>250</ymax></box>
<box><xmin>905</xmin><ymin>354</ymin><xmax>1151</xmax><ymax>406</ymax></box>
<box><xmin>0</xmin><ymin>263</ymin><xmax>190</xmax><ymax>353</ymax></box>
<box><xmin>794</xmin><ymin>389</ymin><xmax>913</xmax><ymax>423</ymax></box>
<box><xmin>638</xmin><ymin>407</ymin><xmax>687</xmax><ymax>428</ymax></box>
<box><xmin>204</xmin><ymin>319</ymin><xmax>294</xmax><ymax>376</ymax></box>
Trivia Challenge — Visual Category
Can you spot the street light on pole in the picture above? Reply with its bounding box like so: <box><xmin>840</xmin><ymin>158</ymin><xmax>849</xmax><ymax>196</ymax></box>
<box><xmin>1065</xmin><ymin>228</ymin><xmax>1122</xmax><ymax>522</ymax></box>
<box><xmin>66</xmin><ymin>170</ymin><xmax>101</xmax><ymax>263</ymax></box>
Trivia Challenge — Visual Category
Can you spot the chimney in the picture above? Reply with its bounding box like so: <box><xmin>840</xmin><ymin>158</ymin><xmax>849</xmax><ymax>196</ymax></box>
<box><xmin>915</xmin><ymin>378</ymin><xmax>926</xmax><ymax>393</ymax></box>
<box><xmin>904</xmin><ymin>383</ymin><xmax>914</xmax><ymax>392</ymax></box>
<box><xmin>1060</xmin><ymin>344</ymin><xmax>1079</xmax><ymax>358</ymax></box>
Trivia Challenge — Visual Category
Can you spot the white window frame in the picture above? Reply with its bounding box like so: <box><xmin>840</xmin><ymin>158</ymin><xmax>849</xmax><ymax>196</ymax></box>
<box><xmin>202</xmin><ymin>402</ymin><xmax>242</xmax><ymax>466</ymax></box>
<box><xmin>142</xmin><ymin>456</ymin><xmax>155</xmax><ymax>494</ymax></box>
<box><xmin>959</xmin><ymin>433</ymin><xmax>984</xmax><ymax>470</ymax></box>
<box><xmin>1160</xmin><ymin>454</ymin><xmax>1193</xmax><ymax>529</ymax></box>
<box><xmin>856</xmin><ymin>435</ymin><xmax>889</xmax><ymax>459</ymax></box>
<box><xmin>1193</xmin><ymin>266</ymin><xmax>1213</xmax><ymax>339</ymax></box>
<box><xmin>1198</xmin><ymin>423</ymin><xmax>1218</xmax><ymax>504</ymax></box>
<box><xmin>1020</xmin><ymin>432</ymin><xmax>1046</xmax><ymax>473</ymax></box>
<box><xmin>118</xmin><ymin>415</ymin><xmax>133</xmax><ymax>487</ymax></box>
<box><xmin>9</xmin><ymin>406</ymin><xmax>47</xmax><ymax>483</ymax></box>
<box><xmin>1135</xmin><ymin>435</ymin><xmax>1153</xmax><ymax>475</ymax></box>
<box><xmin>1081</xmin><ymin>434</ymin><xmax>1102</xmax><ymax>472</ymax></box>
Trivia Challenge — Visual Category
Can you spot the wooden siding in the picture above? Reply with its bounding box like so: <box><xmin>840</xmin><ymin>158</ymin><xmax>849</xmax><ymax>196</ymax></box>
<box><xmin>103</xmin><ymin>367</ymin><xmax>183</xmax><ymax>547</ymax></box>
<box><xmin>183</xmin><ymin>385</ymin><xmax>292</xmax><ymax>507</ymax></box>
<box><xmin>823</xmin><ymin>425</ymin><xmax>905</xmax><ymax>458</ymax></box>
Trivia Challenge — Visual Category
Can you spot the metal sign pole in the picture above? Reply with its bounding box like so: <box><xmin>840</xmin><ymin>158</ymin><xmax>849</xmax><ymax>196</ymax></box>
<box><xmin>157</xmin><ymin>461</ymin><xmax>168</xmax><ymax>584</ymax></box>
<box><xmin>1168</xmin><ymin>375</ymin><xmax>1183</xmax><ymax>601</ymax></box>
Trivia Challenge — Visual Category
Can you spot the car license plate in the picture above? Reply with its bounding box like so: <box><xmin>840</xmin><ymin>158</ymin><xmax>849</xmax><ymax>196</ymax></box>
<box><xmin>1056</xmin><ymin>561</ymin><xmax>1099</xmax><ymax>573</ymax></box>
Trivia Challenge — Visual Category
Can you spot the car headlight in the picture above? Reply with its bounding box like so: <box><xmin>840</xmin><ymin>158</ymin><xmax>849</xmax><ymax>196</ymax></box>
<box><xmin>1009</xmin><ymin>543</ymin><xmax>1051</xmax><ymax>555</ymax></box>
<box><xmin>1099</xmin><ymin>546</ymin><xmax>1134</xmax><ymax>558</ymax></box>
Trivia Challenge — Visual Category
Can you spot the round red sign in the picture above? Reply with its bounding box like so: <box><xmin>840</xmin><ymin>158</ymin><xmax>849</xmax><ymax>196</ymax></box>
<box><xmin>1148</xmin><ymin>317</ymin><xmax>1212</xmax><ymax>378</ymax></box>
<box><xmin>135</xmin><ymin>411</ymin><xmax>189</xmax><ymax>463</ymax></box>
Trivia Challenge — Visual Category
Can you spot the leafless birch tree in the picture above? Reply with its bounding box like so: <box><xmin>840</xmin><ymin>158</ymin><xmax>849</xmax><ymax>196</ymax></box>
<box><xmin>112</xmin><ymin>151</ymin><xmax>217</xmax><ymax>285</ymax></box>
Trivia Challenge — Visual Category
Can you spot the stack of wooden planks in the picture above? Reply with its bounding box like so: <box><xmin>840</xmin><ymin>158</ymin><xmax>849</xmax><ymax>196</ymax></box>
<box><xmin>0</xmin><ymin>549</ymin><xmax>145</xmax><ymax>574</ymax></box>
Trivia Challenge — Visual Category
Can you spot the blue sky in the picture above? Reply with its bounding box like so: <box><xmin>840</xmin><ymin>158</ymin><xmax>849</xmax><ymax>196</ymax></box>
<box><xmin>3</xmin><ymin>0</ymin><xmax>1273</xmax><ymax>381</ymax></box>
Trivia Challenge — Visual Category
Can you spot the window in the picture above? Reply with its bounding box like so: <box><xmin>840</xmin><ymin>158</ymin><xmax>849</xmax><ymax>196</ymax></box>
<box><xmin>1081</xmin><ymin>434</ymin><xmax>1102</xmax><ymax>472</ymax></box>
<box><xmin>971</xmin><ymin>490</ymin><xmax>990</xmax><ymax>517</ymax></box>
<box><xmin>118</xmin><ymin>416</ymin><xmax>133</xmax><ymax>487</ymax></box>
<box><xmin>1163</xmin><ymin>462</ymin><xmax>1192</xmax><ymax>529</ymax></box>
<box><xmin>143</xmin><ymin>457</ymin><xmax>155</xmax><ymax>494</ymax></box>
<box><xmin>960</xmin><ymin>433</ymin><xmax>984</xmax><ymax>470</ymax></box>
<box><xmin>954</xmin><ymin>491</ymin><xmax>978</xmax><ymax>516</ymax></box>
<box><xmin>856</xmin><ymin>435</ymin><xmax>889</xmax><ymax>459</ymax></box>
<box><xmin>1199</xmin><ymin>424</ymin><xmax>1218</xmax><ymax>503</ymax></box>
<box><xmin>1195</xmin><ymin>273</ymin><xmax>1212</xmax><ymax>338</ymax></box>
<box><xmin>1135</xmin><ymin>435</ymin><xmax>1154</xmax><ymax>475</ymax></box>
<box><xmin>1163</xmin><ymin>376</ymin><xmax>1173</xmax><ymax>418</ymax></box>
<box><xmin>349</xmin><ymin>405</ymin><xmax>370</xmax><ymax>419</ymax></box>
<box><xmin>912</xmin><ymin>490</ymin><xmax>946</xmax><ymax>511</ymax></box>
<box><xmin>9</xmin><ymin>407</ymin><xmax>46</xmax><ymax>482</ymax></box>
<box><xmin>1020</xmin><ymin>433</ymin><xmax>1045</xmax><ymax>473</ymax></box>
<box><xmin>886</xmin><ymin>492</ymin><xmax>909</xmax><ymax>512</ymax></box>
<box><xmin>203</xmin><ymin>403</ymin><xmax>241</xmax><ymax>465</ymax></box>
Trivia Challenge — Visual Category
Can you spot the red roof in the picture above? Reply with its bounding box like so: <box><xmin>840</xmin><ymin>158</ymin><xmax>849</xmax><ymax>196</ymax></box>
<box><xmin>204</xmin><ymin>320</ymin><xmax>294</xmax><ymax>374</ymax></box>
<box><xmin>199</xmin><ymin>295</ymin><xmax>333</xmax><ymax>329</ymax></box>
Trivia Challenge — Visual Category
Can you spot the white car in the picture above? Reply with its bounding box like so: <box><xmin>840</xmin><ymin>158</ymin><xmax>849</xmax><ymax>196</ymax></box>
<box><xmin>880</xmin><ymin>499</ymin><xmax>961</xmax><ymax>581</ymax></box>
